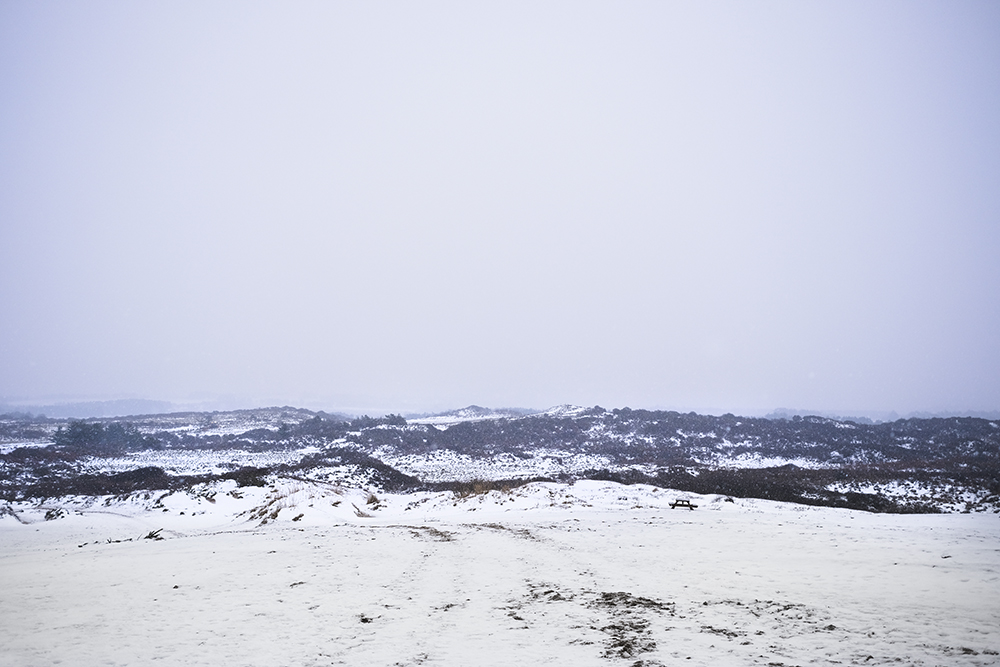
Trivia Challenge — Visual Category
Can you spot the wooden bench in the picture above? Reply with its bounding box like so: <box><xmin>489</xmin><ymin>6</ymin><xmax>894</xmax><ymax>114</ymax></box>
<box><xmin>669</xmin><ymin>499</ymin><xmax>697</xmax><ymax>510</ymax></box>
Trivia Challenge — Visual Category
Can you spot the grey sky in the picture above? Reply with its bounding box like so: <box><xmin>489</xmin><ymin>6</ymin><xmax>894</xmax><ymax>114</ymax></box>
<box><xmin>1</xmin><ymin>2</ymin><xmax>998</xmax><ymax>416</ymax></box>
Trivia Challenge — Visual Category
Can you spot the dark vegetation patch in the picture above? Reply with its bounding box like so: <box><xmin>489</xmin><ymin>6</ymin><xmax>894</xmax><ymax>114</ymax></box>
<box><xmin>12</xmin><ymin>466</ymin><xmax>217</xmax><ymax>500</ymax></box>
<box><xmin>1</xmin><ymin>446</ymin><xmax>420</xmax><ymax>501</ymax></box>
<box><xmin>599</xmin><ymin>618</ymin><xmax>656</xmax><ymax>658</ymax></box>
<box><xmin>1</xmin><ymin>409</ymin><xmax>997</xmax><ymax>512</ymax></box>
<box><xmin>592</xmin><ymin>592</ymin><xmax>675</xmax><ymax>614</ymax></box>
<box><xmin>579</xmin><ymin>466</ymin><xmax>948</xmax><ymax>514</ymax></box>
<box><xmin>589</xmin><ymin>591</ymin><xmax>673</xmax><ymax>659</ymax></box>
<box><xmin>345</xmin><ymin>410</ymin><xmax>1000</xmax><ymax>472</ymax></box>
<box><xmin>341</xmin><ymin>409</ymin><xmax>999</xmax><ymax>512</ymax></box>
<box><xmin>431</xmin><ymin>477</ymin><xmax>556</xmax><ymax>498</ymax></box>
<box><xmin>510</xmin><ymin>584</ymin><xmax>674</xmax><ymax>661</ymax></box>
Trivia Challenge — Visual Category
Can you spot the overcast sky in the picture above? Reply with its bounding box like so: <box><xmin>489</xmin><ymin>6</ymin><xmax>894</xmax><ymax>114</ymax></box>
<box><xmin>1</xmin><ymin>1</ymin><xmax>998</xmax><ymax>416</ymax></box>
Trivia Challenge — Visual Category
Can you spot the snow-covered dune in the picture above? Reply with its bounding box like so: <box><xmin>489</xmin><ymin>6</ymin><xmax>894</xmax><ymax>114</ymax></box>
<box><xmin>1</xmin><ymin>481</ymin><xmax>998</xmax><ymax>666</ymax></box>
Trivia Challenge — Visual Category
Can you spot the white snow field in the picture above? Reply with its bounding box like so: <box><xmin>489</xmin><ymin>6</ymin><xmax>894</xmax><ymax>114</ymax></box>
<box><xmin>1</xmin><ymin>481</ymin><xmax>998</xmax><ymax>667</ymax></box>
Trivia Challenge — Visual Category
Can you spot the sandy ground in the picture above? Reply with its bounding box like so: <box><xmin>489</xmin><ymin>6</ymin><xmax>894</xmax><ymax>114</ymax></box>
<box><xmin>1</xmin><ymin>482</ymin><xmax>998</xmax><ymax>666</ymax></box>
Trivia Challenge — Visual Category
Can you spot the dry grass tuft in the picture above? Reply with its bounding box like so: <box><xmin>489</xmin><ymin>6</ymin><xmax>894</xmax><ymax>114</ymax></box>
<box><xmin>451</xmin><ymin>479</ymin><xmax>515</xmax><ymax>498</ymax></box>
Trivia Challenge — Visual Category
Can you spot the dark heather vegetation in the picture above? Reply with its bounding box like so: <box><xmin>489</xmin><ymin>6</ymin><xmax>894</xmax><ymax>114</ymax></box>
<box><xmin>2</xmin><ymin>443</ymin><xmax>419</xmax><ymax>501</ymax></box>
<box><xmin>0</xmin><ymin>407</ymin><xmax>997</xmax><ymax>512</ymax></box>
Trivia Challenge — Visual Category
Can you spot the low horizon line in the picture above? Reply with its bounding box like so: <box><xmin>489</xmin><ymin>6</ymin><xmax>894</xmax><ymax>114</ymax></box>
<box><xmin>2</xmin><ymin>397</ymin><xmax>998</xmax><ymax>423</ymax></box>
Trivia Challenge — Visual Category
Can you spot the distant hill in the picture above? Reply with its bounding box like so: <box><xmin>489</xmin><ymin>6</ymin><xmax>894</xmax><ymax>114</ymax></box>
<box><xmin>406</xmin><ymin>405</ymin><xmax>539</xmax><ymax>426</ymax></box>
<box><xmin>0</xmin><ymin>399</ymin><xmax>175</xmax><ymax>419</ymax></box>
<box><xmin>1</xmin><ymin>405</ymin><xmax>997</xmax><ymax>513</ymax></box>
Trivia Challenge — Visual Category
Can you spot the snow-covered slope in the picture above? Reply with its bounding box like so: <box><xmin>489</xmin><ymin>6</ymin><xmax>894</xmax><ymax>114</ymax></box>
<box><xmin>1</xmin><ymin>480</ymin><xmax>997</xmax><ymax>667</ymax></box>
<box><xmin>406</xmin><ymin>405</ymin><xmax>538</xmax><ymax>427</ymax></box>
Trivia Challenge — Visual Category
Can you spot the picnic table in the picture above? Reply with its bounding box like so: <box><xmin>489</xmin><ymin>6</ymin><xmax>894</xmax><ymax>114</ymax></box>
<box><xmin>669</xmin><ymin>499</ymin><xmax>697</xmax><ymax>510</ymax></box>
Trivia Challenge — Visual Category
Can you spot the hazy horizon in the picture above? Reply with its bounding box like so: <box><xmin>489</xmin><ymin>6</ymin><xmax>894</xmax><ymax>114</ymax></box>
<box><xmin>2</xmin><ymin>395</ymin><xmax>998</xmax><ymax>424</ymax></box>
<box><xmin>2</xmin><ymin>2</ymin><xmax>998</xmax><ymax>417</ymax></box>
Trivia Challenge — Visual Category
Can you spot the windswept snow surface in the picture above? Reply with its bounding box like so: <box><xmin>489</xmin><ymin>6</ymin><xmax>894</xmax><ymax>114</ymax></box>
<box><xmin>2</xmin><ymin>480</ymin><xmax>998</xmax><ymax>667</ymax></box>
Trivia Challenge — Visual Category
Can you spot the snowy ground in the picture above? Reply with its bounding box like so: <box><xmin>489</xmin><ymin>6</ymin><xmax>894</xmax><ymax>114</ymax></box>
<box><xmin>2</xmin><ymin>480</ymin><xmax>998</xmax><ymax>667</ymax></box>
<box><xmin>375</xmin><ymin>448</ymin><xmax>616</xmax><ymax>482</ymax></box>
<box><xmin>79</xmin><ymin>446</ymin><xmax>324</xmax><ymax>476</ymax></box>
